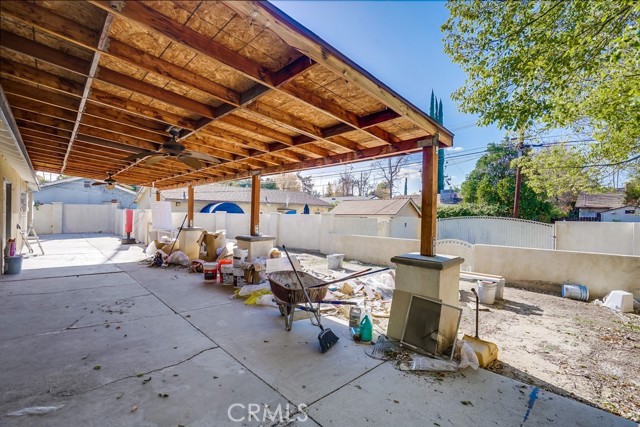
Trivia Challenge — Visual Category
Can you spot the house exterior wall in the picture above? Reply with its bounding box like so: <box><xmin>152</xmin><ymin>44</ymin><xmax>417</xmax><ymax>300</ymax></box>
<box><xmin>0</xmin><ymin>153</ymin><xmax>31</xmax><ymax>272</ymax></box>
<box><xmin>578</xmin><ymin>207</ymin><xmax>608</xmax><ymax>218</ymax></box>
<box><xmin>601</xmin><ymin>207</ymin><xmax>640</xmax><ymax>223</ymax></box>
<box><xmin>34</xmin><ymin>180</ymin><xmax>136</xmax><ymax>208</ymax></box>
<box><xmin>396</xmin><ymin>203</ymin><xmax>420</xmax><ymax>217</ymax></box>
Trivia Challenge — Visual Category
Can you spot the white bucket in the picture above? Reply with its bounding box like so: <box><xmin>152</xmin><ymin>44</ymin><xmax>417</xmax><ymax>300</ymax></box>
<box><xmin>562</xmin><ymin>284</ymin><xmax>589</xmax><ymax>301</ymax></box>
<box><xmin>477</xmin><ymin>281</ymin><xmax>497</xmax><ymax>305</ymax></box>
<box><xmin>203</xmin><ymin>262</ymin><xmax>218</xmax><ymax>282</ymax></box>
<box><xmin>233</xmin><ymin>248</ymin><xmax>248</xmax><ymax>267</ymax></box>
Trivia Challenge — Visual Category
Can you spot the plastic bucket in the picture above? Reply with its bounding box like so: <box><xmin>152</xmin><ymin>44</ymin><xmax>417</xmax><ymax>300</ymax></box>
<box><xmin>4</xmin><ymin>255</ymin><xmax>23</xmax><ymax>274</ymax></box>
<box><xmin>233</xmin><ymin>248</ymin><xmax>248</xmax><ymax>267</ymax></box>
<box><xmin>478</xmin><ymin>281</ymin><xmax>497</xmax><ymax>305</ymax></box>
<box><xmin>562</xmin><ymin>284</ymin><xmax>589</xmax><ymax>301</ymax></box>
<box><xmin>203</xmin><ymin>262</ymin><xmax>218</xmax><ymax>282</ymax></box>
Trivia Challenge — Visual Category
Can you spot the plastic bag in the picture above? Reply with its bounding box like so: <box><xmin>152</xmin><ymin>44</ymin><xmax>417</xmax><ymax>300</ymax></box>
<box><xmin>255</xmin><ymin>294</ymin><xmax>278</xmax><ymax>307</ymax></box>
<box><xmin>457</xmin><ymin>341</ymin><xmax>479</xmax><ymax>370</ymax></box>
<box><xmin>145</xmin><ymin>241</ymin><xmax>158</xmax><ymax>256</ymax></box>
<box><xmin>166</xmin><ymin>251</ymin><xmax>190</xmax><ymax>266</ymax></box>
<box><xmin>7</xmin><ymin>405</ymin><xmax>63</xmax><ymax>416</ymax></box>
<box><xmin>237</xmin><ymin>282</ymin><xmax>271</xmax><ymax>297</ymax></box>
<box><xmin>409</xmin><ymin>356</ymin><xmax>458</xmax><ymax>372</ymax></box>
<box><xmin>244</xmin><ymin>289</ymin><xmax>272</xmax><ymax>305</ymax></box>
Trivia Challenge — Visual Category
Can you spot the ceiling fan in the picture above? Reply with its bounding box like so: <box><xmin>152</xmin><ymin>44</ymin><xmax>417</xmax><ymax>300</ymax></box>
<box><xmin>92</xmin><ymin>172</ymin><xmax>117</xmax><ymax>190</ymax></box>
<box><xmin>125</xmin><ymin>128</ymin><xmax>220</xmax><ymax>170</ymax></box>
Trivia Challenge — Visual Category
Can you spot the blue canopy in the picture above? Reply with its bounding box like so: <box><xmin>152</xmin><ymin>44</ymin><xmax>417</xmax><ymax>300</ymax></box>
<box><xmin>200</xmin><ymin>202</ymin><xmax>244</xmax><ymax>214</ymax></box>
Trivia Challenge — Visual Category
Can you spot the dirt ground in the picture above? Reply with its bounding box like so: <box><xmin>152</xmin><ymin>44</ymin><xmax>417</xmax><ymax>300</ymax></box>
<box><xmin>288</xmin><ymin>250</ymin><xmax>640</xmax><ymax>422</ymax></box>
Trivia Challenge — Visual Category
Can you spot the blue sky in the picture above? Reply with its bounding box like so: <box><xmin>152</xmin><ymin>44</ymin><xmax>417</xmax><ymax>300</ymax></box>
<box><xmin>272</xmin><ymin>0</ymin><xmax>505</xmax><ymax>195</ymax></box>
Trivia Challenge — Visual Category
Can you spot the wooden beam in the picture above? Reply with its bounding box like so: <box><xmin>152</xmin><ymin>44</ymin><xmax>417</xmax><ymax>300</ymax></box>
<box><xmin>187</xmin><ymin>185</ymin><xmax>194</xmax><ymax>228</ymax></box>
<box><xmin>89</xmin><ymin>0</ymin><xmax>276</xmax><ymax>86</ymax></box>
<box><xmin>153</xmin><ymin>136</ymin><xmax>426</xmax><ymax>189</ymax></box>
<box><xmin>227</xmin><ymin>1</ymin><xmax>453</xmax><ymax>146</ymax></box>
<box><xmin>420</xmin><ymin>140</ymin><xmax>438</xmax><ymax>257</ymax></box>
<box><xmin>250</xmin><ymin>174</ymin><xmax>260</xmax><ymax>236</ymax></box>
<box><xmin>2</xmin><ymin>80</ymin><xmax>81</xmax><ymax>111</ymax></box>
<box><xmin>0</xmin><ymin>58</ymin><xmax>84</xmax><ymax>96</ymax></box>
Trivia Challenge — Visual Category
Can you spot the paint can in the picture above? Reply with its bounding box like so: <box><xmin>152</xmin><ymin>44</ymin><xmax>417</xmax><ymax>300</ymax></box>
<box><xmin>562</xmin><ymin>284</ymin><xmax>589</xmax><ymax>301</ymax></box>
<box><xmin>203</xmin><ymin>262</ymin><xmax>218</xmax><ymax>282</ymax></box>
<box><xmin>221</xmin><ymin>264</ymin><xmax>234</xmax><ymax>285</ymax></box>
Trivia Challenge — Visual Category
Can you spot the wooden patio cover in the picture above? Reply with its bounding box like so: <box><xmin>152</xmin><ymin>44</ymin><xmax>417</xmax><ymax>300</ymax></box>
<box><xmin>0</xmin><ymin>0</ymin><xmax>453</xmax><ymax>191</ymax></box>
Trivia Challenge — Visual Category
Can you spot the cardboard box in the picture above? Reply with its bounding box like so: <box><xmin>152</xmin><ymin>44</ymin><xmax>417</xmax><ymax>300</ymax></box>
<box><xmin>198</xmin><ymin>231</ymin><xmax>226</xmax><ymax>261</ymax></box>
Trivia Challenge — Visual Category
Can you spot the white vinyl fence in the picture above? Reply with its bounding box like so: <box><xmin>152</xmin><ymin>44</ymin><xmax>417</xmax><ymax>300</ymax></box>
<box><xmin>437</xmin><ymin>216</ymin><xmax>555</xmax><ymax>249</ymax></box>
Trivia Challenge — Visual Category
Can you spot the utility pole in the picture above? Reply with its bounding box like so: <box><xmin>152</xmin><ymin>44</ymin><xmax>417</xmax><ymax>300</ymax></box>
<box><xmin>513</xmin><ymin>129</ymin><xmax>524</xmax><ymax>218</ymax></box>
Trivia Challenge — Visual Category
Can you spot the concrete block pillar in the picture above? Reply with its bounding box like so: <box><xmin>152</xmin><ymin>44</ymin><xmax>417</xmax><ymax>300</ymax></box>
<box><xmin>387</xmin><ymin>253</ymin><xmax>463</xmax><ymax>352</ymax></box>
<box><xmin>235</xmin><ymin>235</ymin><xmax>275</xmax><ymax>261</ymax></box>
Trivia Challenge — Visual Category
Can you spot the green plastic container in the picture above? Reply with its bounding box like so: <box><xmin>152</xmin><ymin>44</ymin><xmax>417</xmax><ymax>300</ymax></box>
<box><xmin>359</xmin><ymin>312</ymin><xmax>373</xmax><ymax>342</ymax></box>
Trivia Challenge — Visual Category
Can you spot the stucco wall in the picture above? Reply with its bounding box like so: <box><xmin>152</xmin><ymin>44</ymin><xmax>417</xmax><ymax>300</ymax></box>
<box><xmin>333</xmin><ymin>216</ymin><xmax>379</xmax><ymax>236</ymax></box>
<box><xmin>0</xmin><ymin>153</ymin><xmax>30</xmax><ymax>266</ymax></box>
<box><xmin>474</xmin><ymin>244</ymin><xmax>640</xmax><ymax>299</ymax></box>
<box><xmin>329</xmin><ymin>234</ymin><xmax>419</xmax><ymax>266</ymax></box>
<box><xmin>555</xmin><ymin>222</ymin><xmax>638</xmax><ymax>255</ymax></box>
<box><xmin>61</xmin><ymin>204</ymin><xmax>117</xmax><ymax>234</ymax></box>
<box><xmin>391</xmin><ymin>216</ymin><xmax>420</xmax><ymax>239</ymax></box>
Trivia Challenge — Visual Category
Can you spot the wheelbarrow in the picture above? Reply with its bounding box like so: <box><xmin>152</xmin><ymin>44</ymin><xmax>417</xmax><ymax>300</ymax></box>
<box><xmin>267</xmin><ymin>267</ymin><xmax>388</xmax><ymax>331</ymax></box>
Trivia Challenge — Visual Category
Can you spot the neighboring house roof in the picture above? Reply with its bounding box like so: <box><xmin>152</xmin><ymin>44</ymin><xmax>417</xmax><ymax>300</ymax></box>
<box><xmin>575</xmin><ymin>192</ymin><xmax>625</xmax><ymax>209</ymax></box>
<box><xmin>39</xmin><ymin>176</ymin><xmax>137</xmax><ymax>195</ymax></box>
<box><xmin>162</xmin><ymin>184</ymin><xmax>331</xmax><ymax>207</ymax></box>
<box><xmin>329</xmin><ymin>198</ymin><xmax>420</xmax><ymax>216</ymax></box>
<box><xmin>320</xmin><ymin>196</ymin><xmax>377</xmax><ymax>204</ymax></box>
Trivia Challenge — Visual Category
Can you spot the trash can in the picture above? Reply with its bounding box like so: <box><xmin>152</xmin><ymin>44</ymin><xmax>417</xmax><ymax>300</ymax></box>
<box><xmin>4</xmin><ymin>255</ymin><xmax>23</xmax><ymax>274</ymax></box>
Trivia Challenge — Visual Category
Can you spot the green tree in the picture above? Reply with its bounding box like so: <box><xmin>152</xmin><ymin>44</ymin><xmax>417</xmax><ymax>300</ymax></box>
<box><xmin>461</xmin><ymin>141</ymin><xmax>563</xmax><ymax>222</ymax></box>
<box><xmin>625</xmin><ymin>173</ymin><xmax>640</xmax><ymax>206</ymax></box>
<box><xmin>442</xmin><ymin>1</ymin><xmax>640</xmax><ymax>163</ymax></box>
<box><xmin>516</xmin><ymin>143</ymin><xmax>602</xmax><ymax>207</ymax></box>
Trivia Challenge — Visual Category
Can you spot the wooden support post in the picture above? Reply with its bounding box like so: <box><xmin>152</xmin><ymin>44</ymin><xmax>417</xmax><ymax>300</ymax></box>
<box><xmin>187</xmin><ymin>185</ymin><xmax>194</xmax><ymax>228</ymax></box>
<box><xmin>250</xmin><ymin>174</ymin><xmax>260</xmax><ymax>236</ymax></box>
<box><xmin>420</xmin><ymin>137</ymin><xmax>438</xmax><ymax>257</ymax></box>
<box><xmin>155</xmin><ymin>190</ymin><xmax>160</xmax><ymax>201</ymax></box>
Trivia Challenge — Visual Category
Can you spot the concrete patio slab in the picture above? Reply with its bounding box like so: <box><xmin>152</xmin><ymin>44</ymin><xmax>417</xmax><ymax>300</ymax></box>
<box><xmin>0</xmin><ymin>282</ymin><xmax>171</xmax><ymax>340</ymax></box>
<box><xmin>186</xmin><ymin>303</ymin><xmax>385</xmax><ymax>404</ymax></box>
<box><xmin>308</xmin><ymin>361</ymin><xmax>634</xmax><ymax>427</ymax></box>
<box><xmin>4</xmin><ymin>348</ymin><xmax>317</xmax><ymax>427</ymax></box>
<box><xmin>0</xmin><ymin>235</ymin><xmax>634</xmax><ymax>426</ymax></box>
<box><xmin>0</xmin><ymin>313</ymin><xmax>216</xmax><ymax>413</ymax></box>
<box><xmin>125</xmin><ymin>263</ymin><xmax>237</xmax><ymax>313</ymax></box>
<box><xmin>0</xmin><ymin>271</ymin><xmax>136</xmax><ymax>296</ymax></box>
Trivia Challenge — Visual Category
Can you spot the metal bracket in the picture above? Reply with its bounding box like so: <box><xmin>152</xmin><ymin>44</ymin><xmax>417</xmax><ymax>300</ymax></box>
<box><xmin>109</xmin><ymin>1</ymin><xmax>126</xmax><ymax>12</ymax></box>
<box><xmin>417</xmin><ymin>133</ymin><xmax>440</xmax><ymax>148</ymax></box>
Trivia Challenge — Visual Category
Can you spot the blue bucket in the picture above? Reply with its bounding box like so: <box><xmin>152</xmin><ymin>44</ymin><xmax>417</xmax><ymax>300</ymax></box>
<box><xmin>562</xmin><ymin>284</ymin><xmax>589</xmax><ymax>301</ymax></box>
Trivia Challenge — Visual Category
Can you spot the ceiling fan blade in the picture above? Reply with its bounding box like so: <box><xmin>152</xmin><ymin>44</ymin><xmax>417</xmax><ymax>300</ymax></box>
<box><xmin>186</xmin><ymin>151</ymin><xmax>220</xmax><ymax>164</ymax></box>
<box><xmin>179</xmin><ymin>155</ymin><xmax>203</xmax><ymax>170</ymax></box>
<box><xmin>144</xmin><ymin>155</ymin><xmax>167</xmax><ymax>166</ymax></box>
<box><xmin>124</xmin><ymin>151</ymin><xmax>155</xmax><ymax>162</ymax></box>
<box><xmin>91</xmin><ymin>182</ymin><xmax>106</xmax><ymax>186</ymax></box>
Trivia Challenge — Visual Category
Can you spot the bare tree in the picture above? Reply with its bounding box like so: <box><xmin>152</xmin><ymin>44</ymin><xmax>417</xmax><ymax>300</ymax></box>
<box><xmin>373</xmin><ymin>155</ymin><xmax>409</xmax><ymax>199</ymax></box>
<box><xmin>337</xmin><ymin>168</ymin><xmax>356</xmax><ymax>196</ymax></box>
<box><xmin>356</xmin><ymin>170</ymin><xmax>374</xmax><ymax>196</ymax></box>
<box><xmin>274</xmin><ymin>173</ymin><xmax>301</xmax><ymax>191</ymax></box>
<box><xmin>296</xmin><ymin>172</ymin><xmax>315</xmax><ymax>194</ymax></box>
